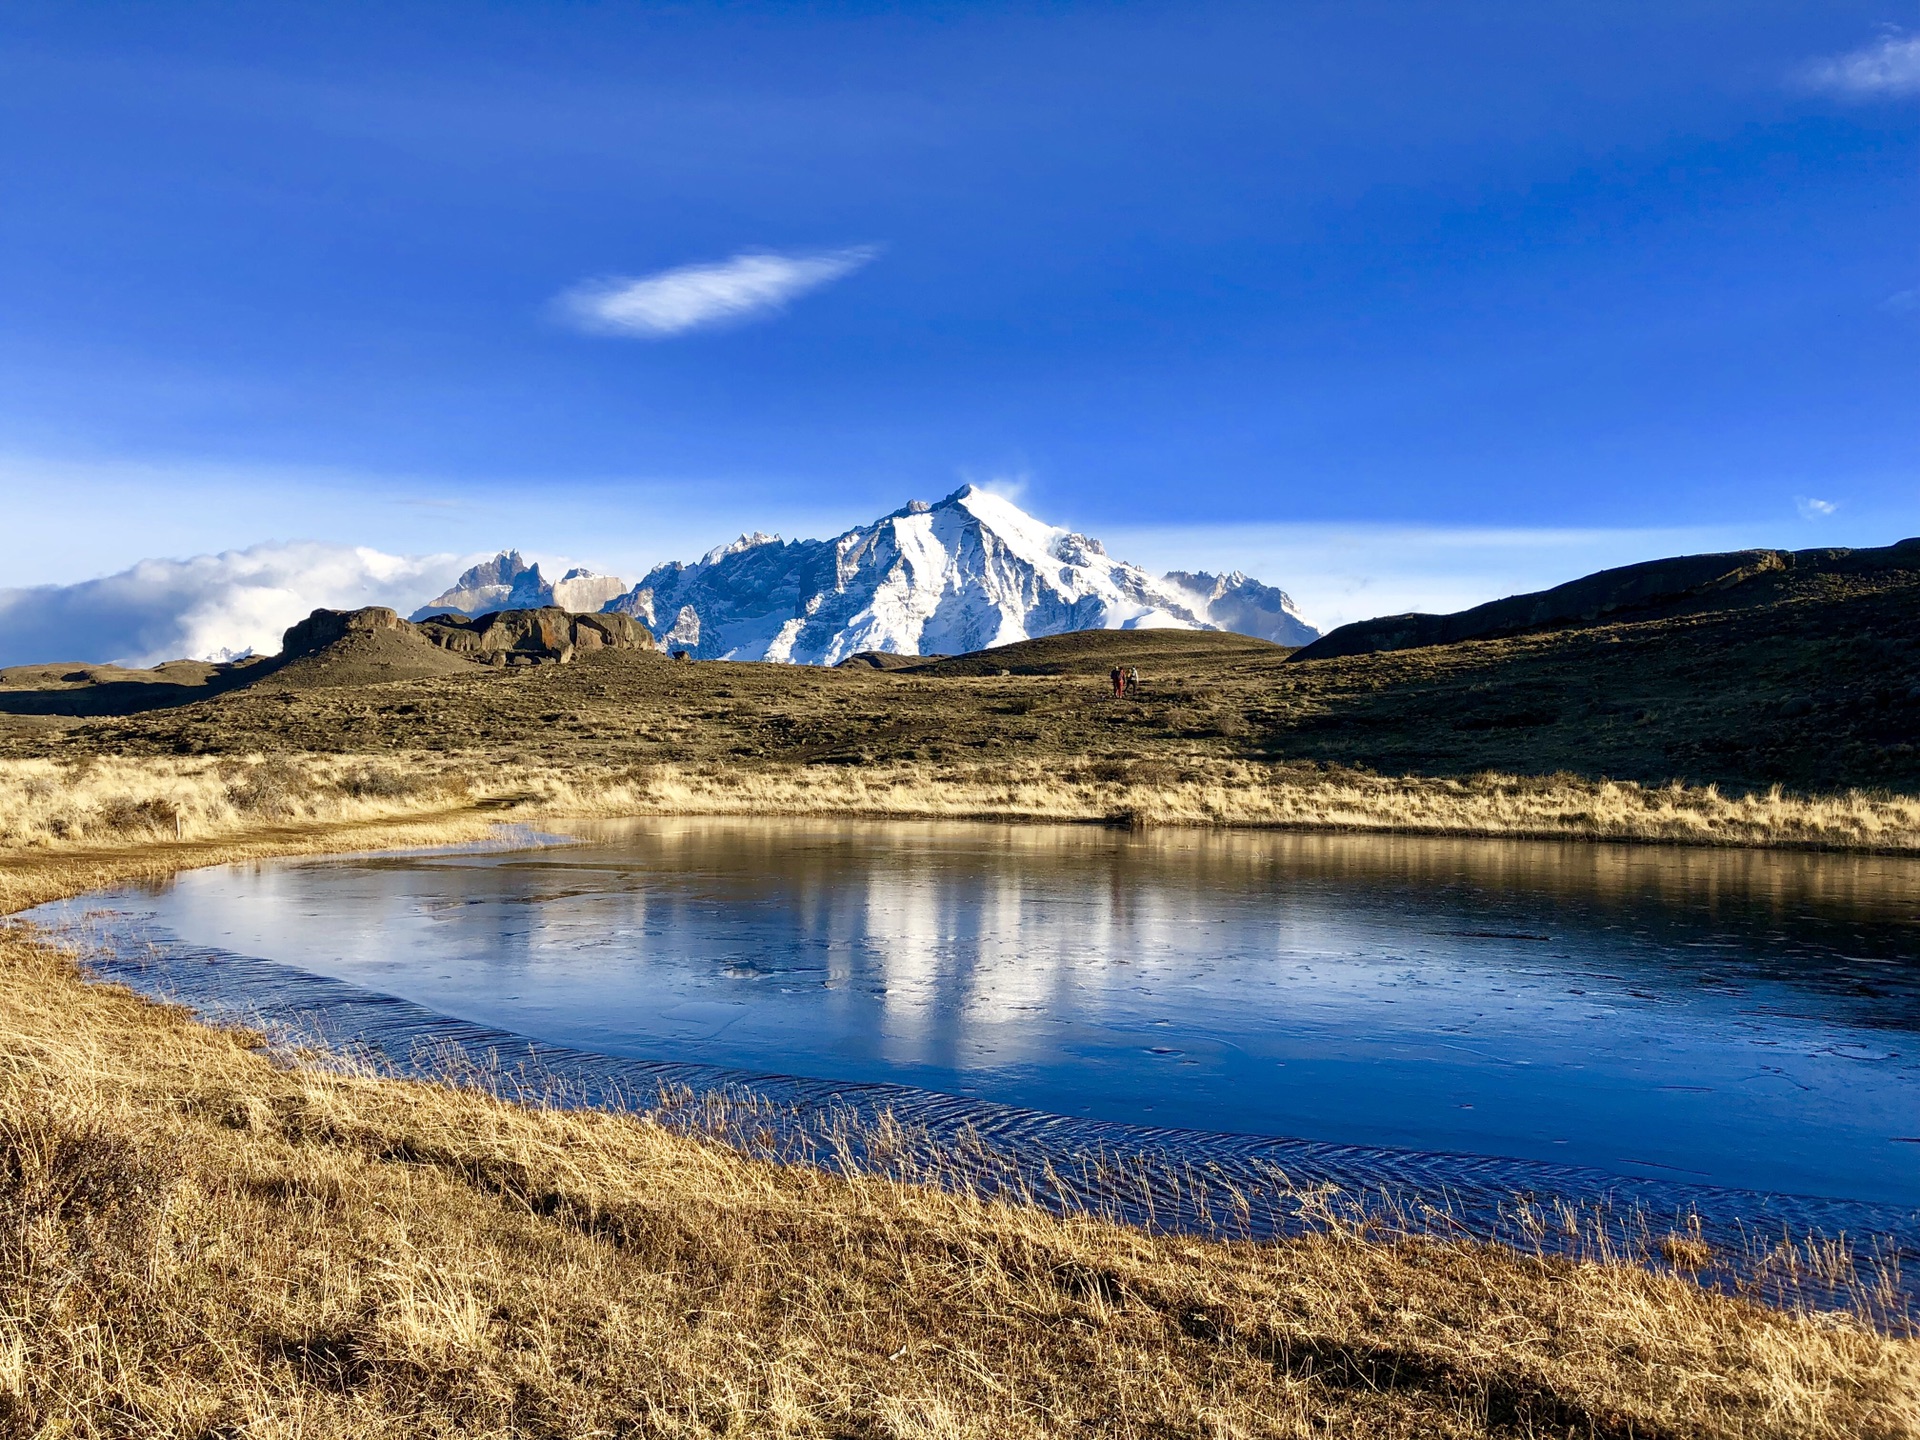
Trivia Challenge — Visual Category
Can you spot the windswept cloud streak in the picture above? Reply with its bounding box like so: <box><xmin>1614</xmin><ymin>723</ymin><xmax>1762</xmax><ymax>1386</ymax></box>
<box><xmin>1801</xmin><ymin>33</ymin><xmax>1920</xmax><ymax>98</ymax></box>
<box><xmin>0</xmin><ymin>543</ymin><xmax>457</xmax><ymax>668</ymax></box>
<box><xmin>555</xmin><ymin>247</ymin><xmax>878</xmax><ymax>338</ymax></box>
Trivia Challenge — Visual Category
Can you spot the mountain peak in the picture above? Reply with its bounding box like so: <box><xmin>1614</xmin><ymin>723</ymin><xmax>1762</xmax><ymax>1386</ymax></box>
<box><xmin>411</xmin><ymin>549</ymin><xmax>539</xmax><ymax>619</ymax></box>
<box><xmin>415</xmin><ymin>497</ymin><xmax>1318</xmax><ymax>656</ymax></box>
<box><xmin>458</xmin><ymin>549</ymin><xmax>535</xmax><ymax>589</ymax></box>
<box><xmin>603</xmin><ymin>492</ymin><xmax>1314</xmax><ymax>660</ymax></box>
<box><xmin>412</xmin><ymin>550</ymin><xmax>625</xmax><ymax>619</ymax></box>
<box><xmin>701</xmin><ymin>532</ymin><xmax>781</xmax><ymax>566</ymax></box>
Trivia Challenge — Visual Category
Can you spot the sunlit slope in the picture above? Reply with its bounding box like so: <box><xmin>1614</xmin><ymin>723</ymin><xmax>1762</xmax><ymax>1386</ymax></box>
<box><xmin>897</xmin><ymin>627</ymin><xmax>1290</xmax><ymax>677</ymax></box>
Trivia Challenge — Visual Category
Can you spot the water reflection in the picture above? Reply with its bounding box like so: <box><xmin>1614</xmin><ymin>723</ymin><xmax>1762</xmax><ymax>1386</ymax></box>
<box><xmin>70</xmin><ymin>819</ymin><xmax>1920</xmax><ymax>1205</ymax></box>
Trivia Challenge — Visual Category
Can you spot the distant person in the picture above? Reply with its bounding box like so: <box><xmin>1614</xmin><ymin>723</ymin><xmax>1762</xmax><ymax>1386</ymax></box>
<box><xmin>1110</xmin><ymin>665</ymin><xmax>1124</xmax><ymax>700</ymax></box>
<box><xmin>1127</xmin><ymin>666</ymin><xmax>1141</xmax><ymax>698</ymax></box>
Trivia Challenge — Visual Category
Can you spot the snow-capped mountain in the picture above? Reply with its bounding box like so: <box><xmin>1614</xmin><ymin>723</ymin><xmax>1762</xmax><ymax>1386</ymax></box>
<box><xmin>412</xmin><ymin>551</ymin><xmax>627</xmax><ymax>620</ymax></box>
<box><xmin>412</xmin><ymin>486</ymin><xmax>1317</xmax><ymax>661</ymax></box>
<box><xmin>1161</xmin><ymin>570</ymin><xmax>1312</xmax><ymax>649</ymax></box>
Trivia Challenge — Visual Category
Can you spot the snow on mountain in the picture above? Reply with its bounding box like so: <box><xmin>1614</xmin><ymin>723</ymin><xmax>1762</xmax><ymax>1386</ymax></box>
<box><xmin>411</xmin><ymin>552</ymin><xmax>624</xmax><ymax>620</ymax></box>
<box><xmin>411</xmin><ymin>550</ymin><xmax>538</xmax><ymax>618</ymax></box>
<box><xmin>603</xmin><ymin>486</ymin><xmax>1317</xmax><ymax>661</ymax></box>
<box><xmin>1161</xmin><ymin>570</ymin><xmax>1317</xmax><ymax>647</ymax></box>
<box><xmin>407</xmin><ymin>487</ymin><xmax>1318</xmax><ymax>661</ymax></box>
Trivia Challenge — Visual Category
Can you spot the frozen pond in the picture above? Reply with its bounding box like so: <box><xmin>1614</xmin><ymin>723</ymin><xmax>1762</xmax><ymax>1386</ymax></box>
<box><xmin>38</xmin><ymin>818</ymin><xmax>1920</xmax><ymax>1208</ymax></box>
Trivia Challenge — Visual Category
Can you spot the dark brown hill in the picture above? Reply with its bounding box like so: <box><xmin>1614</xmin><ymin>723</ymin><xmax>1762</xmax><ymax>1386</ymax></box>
<box><xmin>1293</xmin><ymin>537</ymin><xmax>1920</xmax><ymax>661</ymax></box>
<box><xmin>266</xmin><ymin>607</ymin><xmax>477</xmax><ymax>689</ymax></box>
<box><xmin>834</xmin><ymin>650</ymin><xmax>930</xmax><ymax>671</ymax></box>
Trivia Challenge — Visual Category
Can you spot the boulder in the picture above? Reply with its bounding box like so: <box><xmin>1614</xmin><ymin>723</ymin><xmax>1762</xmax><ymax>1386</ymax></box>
<box><xmin>573</xmin><ymin>612</ymin><xmax>650</xmax><ymax>649</ymax></box>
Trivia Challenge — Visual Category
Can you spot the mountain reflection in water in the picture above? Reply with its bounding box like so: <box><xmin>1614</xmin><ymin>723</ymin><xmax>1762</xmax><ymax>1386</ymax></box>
<box><xmin>52</xmin><ymin>819</ymin><xmax>1920</xmax><ymax>1206</ymax></box>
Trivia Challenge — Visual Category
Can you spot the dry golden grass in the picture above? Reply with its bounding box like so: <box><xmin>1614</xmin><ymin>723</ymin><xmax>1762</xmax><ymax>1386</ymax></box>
<box><xmin>590</xmin><ymin>756</ymin><xmax>1920</xmax><ymax>849</ymax></box>
<box><xmin>0</xmin><ymin>754</ymin><xmax>471</xmax><ymax>848</ymax></box>
<box><xmin>1</xmin><ymin>922</ymin><xmax>1914</xmax><ymax>1439</ymax></box>
<box><xmin>6</xmin><ymin>750</ymin><xmax>1920</xmax><ymax>861</ymax></box>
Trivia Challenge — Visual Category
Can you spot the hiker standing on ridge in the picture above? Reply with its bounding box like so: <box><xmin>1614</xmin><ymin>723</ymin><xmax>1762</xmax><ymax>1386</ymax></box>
<box><xmin>1127</xmin><ymin>666</ymin><xmax>1141</xmax><ymax>698</ymax></box>
<box><xmin>1109</xmin><ymin>665</ymin><xmax>1124</xmax><ymax>700</ymax></box>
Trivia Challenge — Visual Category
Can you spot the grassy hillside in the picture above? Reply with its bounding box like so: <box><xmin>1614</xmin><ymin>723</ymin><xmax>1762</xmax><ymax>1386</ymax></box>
<box><xmin>902</xmin><ymin>627</ymin><xmax>1289</xmax><ymax>677</ymax></box>
<box><xmin>2</xmin><ymin>549</ymin><xmax>1914</xmax><ymax>795</ymax></box>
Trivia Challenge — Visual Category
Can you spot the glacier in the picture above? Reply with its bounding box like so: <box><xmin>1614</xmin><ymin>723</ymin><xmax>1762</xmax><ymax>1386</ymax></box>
<box><xmin>412</xmin><ymin>486</ymin><xmax>1317</xmax><ymax>661</ymax></box>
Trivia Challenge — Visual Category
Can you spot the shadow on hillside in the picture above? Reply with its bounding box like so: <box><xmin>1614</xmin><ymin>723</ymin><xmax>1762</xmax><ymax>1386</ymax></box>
<box><xmin>0</xmin><ymin>659</ymin><xmax>282</xmax><ymax>718</ymax></box>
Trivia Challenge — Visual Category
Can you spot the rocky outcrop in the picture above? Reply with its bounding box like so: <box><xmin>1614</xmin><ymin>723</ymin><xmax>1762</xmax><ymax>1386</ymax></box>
<box><xmin>279</xmin><ymin>605</ymin><xmax>653</xmax><ymax>670</ymax></box>
<box><xmin>415</xmin><ymin>607</ymin><xmax>653</xmax><ymax>663</ymax></box>
<box><xmin>1291</xmin><ymin>538</ymin><xmax>1920</xmax><ymax>662</ymax></box>
<box><xmin>280</xmin><ymin>606</ymin><xmax>410</xmax><ymax>656</ymax></box>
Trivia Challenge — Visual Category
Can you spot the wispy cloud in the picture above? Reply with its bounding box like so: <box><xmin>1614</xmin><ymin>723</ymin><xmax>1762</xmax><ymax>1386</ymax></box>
<box><xmin>1801</xmin><ymin>33</ymin><xmax>1920</xmax><ymax>98</ymax></box>
<box><xmin>555</xmin><ymin>247</ymin><xmax>878</xmax><ymax>338</ymax></box>
<box><xmin>1797</xmin><ymin>496</ymin><xmax>1838</xmax><ymax>519</ymax></box>
<box><xmin>0</xmin><ymin>542</ymin><xmax>457</xmax><ymax>667</ymax></box>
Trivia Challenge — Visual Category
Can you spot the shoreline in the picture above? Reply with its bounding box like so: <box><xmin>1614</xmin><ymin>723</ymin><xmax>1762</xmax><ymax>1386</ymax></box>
<box><xmin>3</xmin><ymin>807</ymin><xmax>1918</xmax><ymax>1433</ymax></box>
<box><xmin>11</xmin><ymin>790</ymin><xmax>1920</xmax><ymax>920</ymax></box>
<box><xmin>5</xmin><ymin>754</ymin><xmax>1920</xmax><ymax>901</ymax></box>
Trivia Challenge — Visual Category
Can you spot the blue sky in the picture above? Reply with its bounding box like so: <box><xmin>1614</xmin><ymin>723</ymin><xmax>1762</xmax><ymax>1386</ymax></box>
<box><xmin>1</xmin><ymin>1</ymin><xmax>1917</xmax><ymax>627</ymax></box>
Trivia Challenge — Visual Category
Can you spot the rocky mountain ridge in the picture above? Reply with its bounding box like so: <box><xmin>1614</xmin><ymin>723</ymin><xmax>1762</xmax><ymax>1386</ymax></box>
<box><xmin>412</xmin><ymin>487</ymin><xmax>1316</xmax><ymax>661</ymax></box>
<box><xmin>413</xmin><ymin>551</ymin><xmax>629</xmax><ymax>620</ymax></box>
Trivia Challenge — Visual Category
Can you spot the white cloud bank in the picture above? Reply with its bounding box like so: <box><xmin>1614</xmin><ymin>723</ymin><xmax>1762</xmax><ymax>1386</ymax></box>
<box><xmin>0</xmin><ymin>542</ymin><xmax>455</xmax><ymax>669</ymax></box>
<box><xmin>555</xmin><ymin>247</ymin><xmax>878</xmax><ymax>337</ymax></box>
<box><xmin>1802</xmin><ymin>34</ymin><xmax>1920</xmax><ymax>97</ymax></box>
